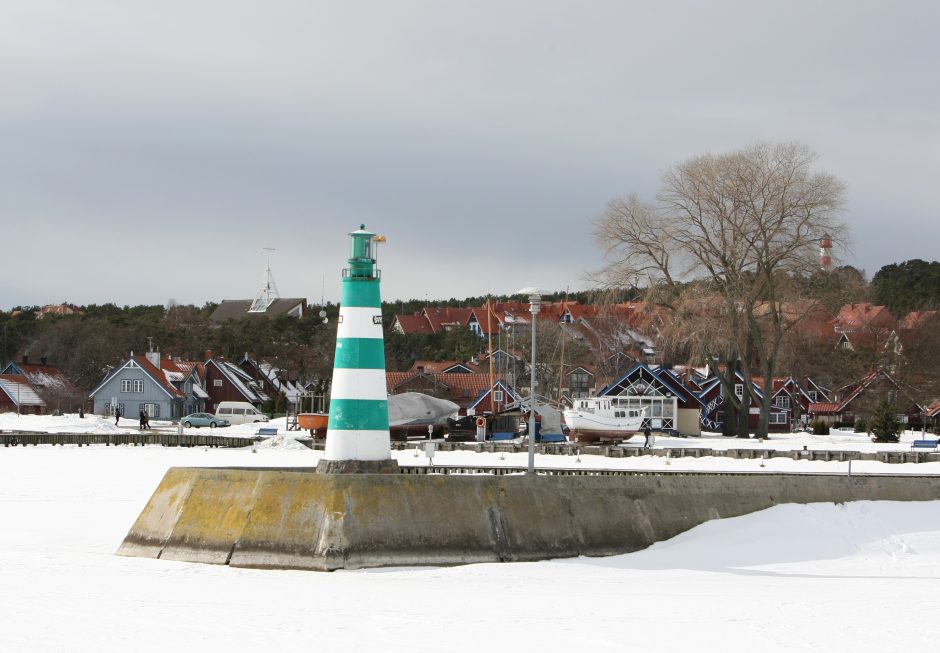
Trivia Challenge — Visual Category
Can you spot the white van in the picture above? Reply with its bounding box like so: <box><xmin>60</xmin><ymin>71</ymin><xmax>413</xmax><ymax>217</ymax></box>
<box><xmin>215</xmin><ymin>401</ymin><xmax>270</xmax><ymax>425</ymax></box>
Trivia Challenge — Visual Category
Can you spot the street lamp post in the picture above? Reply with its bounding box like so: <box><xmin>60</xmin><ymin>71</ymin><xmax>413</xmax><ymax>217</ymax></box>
<box><xmin>527</xmin><ymin>291</ymin><xmax>541</xmax><ymax>475</ymax></box>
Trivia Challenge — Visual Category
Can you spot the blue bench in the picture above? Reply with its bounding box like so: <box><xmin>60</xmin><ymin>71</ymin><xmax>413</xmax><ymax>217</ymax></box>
<box><xmin>489</xmin><ymin>432</ymin><xmax>515</xmax><ymax>441</ymax></box>
<box><xmin>538</xmin><ymin>433</ymin><xmax>567</xmax><ymax>443</ymax></box>
<box><xmin>257</xmin><ymin>427</ymin><xmax>278</xmax><ymax>436</ymax></box>
<box><xmin>911</xmin><ymin>439</ymin><xmax>938</xmax><ymax>450</ymax></box>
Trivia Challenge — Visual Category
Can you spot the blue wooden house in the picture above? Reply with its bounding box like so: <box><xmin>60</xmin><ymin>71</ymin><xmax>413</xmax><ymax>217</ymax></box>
<box><xmin>89</xmin><ymin>352</ymin><xmax>189</xmax><ymax>420</ymax></box>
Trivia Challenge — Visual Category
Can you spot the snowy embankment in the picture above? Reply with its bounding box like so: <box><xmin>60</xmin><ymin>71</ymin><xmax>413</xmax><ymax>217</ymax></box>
<box><xmin>1</xmin><ymin>445</ymin><xmax>940</xmax><ymax>651</ymax></box>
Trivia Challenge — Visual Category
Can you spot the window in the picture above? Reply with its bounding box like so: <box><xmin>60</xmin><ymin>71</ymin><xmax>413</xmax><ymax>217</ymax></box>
<box><xmin>107</xmin><ymin>402</ymin><xmax>126</xmax><ymax>416</ymax></box>
<box><xmin>769</xmin><ymin>412</ymin><xmax>788</xmax><ymax>424</ymax></box>
<box><xmin>213</xmin><ymin>379</ymin><xmax>223</xmax><ymax>387</ymax></box>
<box><xmin>775</xmin><ymin>395</ymin><xmax>791</xmax><ymax>409</ymax></box>
<box><xmin>121</xmin><ymin>379</ymin><xmax>143</xmax><ymax>393</ymax></box>
<box><xmin>734</xmin><ymin>383</ymin><xmax>744</xmax><ymax>399</ymax></box>
<box><xmin>493</xmin><ymin>390</ymin><xmax>504</xmax><ymax>403</ymax></box>
<box><xmin>808</xmin><ymin>391</ymin><xmax>817</xmax><ymax>402</ymax></box>
<box><xmin>570</xmin><ymin>371</ymin><xmax>591</xmax><ymax>394</ymax></box>
<box><xmin>141</xmin><ymin>403</ymin><xmax>159</xmax><ymax>417</ymax></box>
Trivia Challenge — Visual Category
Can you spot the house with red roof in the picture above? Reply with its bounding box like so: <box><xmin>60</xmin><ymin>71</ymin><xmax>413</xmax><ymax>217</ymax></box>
<box><xmin>926</xmin><ymin>398</ymin><xmax>940</xmax><ymax>431</ymax></box>
<box><xmin>807</xmin><ymin>368</ymin><xmax>924</xmax><ymax>427</ymax></box>
<box><xmin>36</xmin><ymin>303</ymin><xmax>82</xmax><ymax>319</ymax></box>
<box><xmin>831</xmin><ymin>303</ymin><xmax>897</xmax><ymax>351</ymax></box>
<box><xmin>465</xmin><ymin>379</ymin><xmax>521</xmax><ymax>415</ymax></box>
<box><xmin>764</xmin><ymin>376</ymin><xmax>832</xmax><ymax>425</ymax></box>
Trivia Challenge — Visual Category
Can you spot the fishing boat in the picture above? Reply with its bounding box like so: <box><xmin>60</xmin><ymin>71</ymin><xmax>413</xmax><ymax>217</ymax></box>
<box><xmin>562</xmin><ymin>397</ymin><xmax>646</xmax><ymax>443</ymax></box>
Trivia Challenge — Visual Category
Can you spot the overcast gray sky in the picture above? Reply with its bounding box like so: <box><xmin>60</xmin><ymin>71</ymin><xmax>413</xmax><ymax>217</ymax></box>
<box><xmin>2</xmin><ymin>0</ymin><xmax>938</xmax><ymax>309</ymax></box>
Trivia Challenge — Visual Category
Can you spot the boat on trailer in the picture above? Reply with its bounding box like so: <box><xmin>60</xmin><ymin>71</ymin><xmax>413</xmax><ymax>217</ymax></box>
<box><xmin>563</xmin><ymin>397</ymin><xmax>646</xmax><ymax>443</ymax></box>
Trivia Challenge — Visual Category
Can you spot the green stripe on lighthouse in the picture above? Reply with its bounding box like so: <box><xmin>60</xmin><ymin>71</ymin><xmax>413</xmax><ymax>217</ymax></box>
<box><xmin>340</xmin><ymin>280</ymin><xmax>382</xmax><ymax>307</ymax></box>
<box><xmin>333</xmin><ymin>338</ymin><xmax>386</xmax><ymax>369</ymax></box>
<box><xmin>328</xmin><ymin>399</ymin><xmax>389</xmax><ymax>430</ymax></box>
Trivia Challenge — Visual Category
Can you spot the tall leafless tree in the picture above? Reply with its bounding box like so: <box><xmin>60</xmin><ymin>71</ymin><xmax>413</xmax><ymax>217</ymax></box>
<box><xmin>594</xmin><ymin>142</ymin><xmax>848</xmax><ymax>437</ymax></box>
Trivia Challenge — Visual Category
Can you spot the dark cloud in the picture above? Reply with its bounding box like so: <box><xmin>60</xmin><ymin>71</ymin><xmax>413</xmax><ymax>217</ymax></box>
<box><xmin>2</xmin><ymin>0</ymin><xmax>938</xmax><ymax>308</ymax></box>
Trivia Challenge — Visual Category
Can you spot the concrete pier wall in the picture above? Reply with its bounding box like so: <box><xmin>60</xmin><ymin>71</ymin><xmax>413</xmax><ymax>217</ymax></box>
<box><xmin>118</xmin><ymin>467</ymin><xmax>940</xmax><ymax>571</ymax></box>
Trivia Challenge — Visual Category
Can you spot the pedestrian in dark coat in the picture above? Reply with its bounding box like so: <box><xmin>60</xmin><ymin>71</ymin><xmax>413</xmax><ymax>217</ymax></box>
<box><xmin>139</xmin><ymin>409</ymin><xmax>147</xmax><ymax>430</ymax></box>
<box><xmin>643</xmin><ymin>425</ymin><xmax>652</xmax><ymax>449</ymax></box>
<box><xmin>114</xmin><ymin>406</ymin><xmax>121</xmax><ymax>426</ymax></box>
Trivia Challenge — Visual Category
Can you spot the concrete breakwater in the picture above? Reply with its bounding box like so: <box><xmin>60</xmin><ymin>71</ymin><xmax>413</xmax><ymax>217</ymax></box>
<box><xmin>118</xmin><ymin>467</ymin><xmax>940</xmax><ymax>571</ymax></box>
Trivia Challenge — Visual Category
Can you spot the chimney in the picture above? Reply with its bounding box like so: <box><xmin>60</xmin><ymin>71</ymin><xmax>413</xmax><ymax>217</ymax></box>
<box><xmin>145</xmin><ymin>349</ymin><xmax>161</xmax><ymax>369</ymax></box>
<box><xmin>41</xmin><ymin>357</ymin><xmax>47</xmax><ymax>366</ymax></box>
<box><xmin>21</xmin><ymin>354</ymin><xmax>28</xmax><ymax>365</ymax></box>
<box><xmin>204</xmin><ymin>350</ymin><xmax>213</xmax><ymax>361</ymax></box>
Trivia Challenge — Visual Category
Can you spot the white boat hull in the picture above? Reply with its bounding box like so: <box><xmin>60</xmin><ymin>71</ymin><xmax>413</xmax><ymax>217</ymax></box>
<box><xmin>563</xmin><ymin>404</ymin><xmax>646</xmax><ymax>443</ymax></box>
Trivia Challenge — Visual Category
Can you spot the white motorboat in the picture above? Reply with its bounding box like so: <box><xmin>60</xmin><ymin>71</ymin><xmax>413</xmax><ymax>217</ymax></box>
<box><xmin>563</xmin><ymin>396</ymin><xmax>646</xmax><ymax>443</ymax></box>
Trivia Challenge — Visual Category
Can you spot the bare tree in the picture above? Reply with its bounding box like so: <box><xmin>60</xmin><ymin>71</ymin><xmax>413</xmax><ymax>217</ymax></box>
<box><xmin>594</xmin><ymin>142</ymin><xmax>847</xmax><ymax>437</ymax></box>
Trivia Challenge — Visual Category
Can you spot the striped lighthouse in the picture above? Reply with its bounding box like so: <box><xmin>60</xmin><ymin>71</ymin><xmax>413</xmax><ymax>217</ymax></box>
<box><xmin>320</xmin><ymin>225</ymin><xmax>396</xmax><ymax>473</ymax></box>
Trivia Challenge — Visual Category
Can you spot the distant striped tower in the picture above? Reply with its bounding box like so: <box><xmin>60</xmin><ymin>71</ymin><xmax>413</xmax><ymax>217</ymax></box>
<box><xmin>820</xmin><ymin>234</ymin><xmax>833</xmax><ymax>271</ymax></box>
<box><xmin>319</xmin><ymin>225</ymin><xmax>397</xmax><ymax>474</ymax></box>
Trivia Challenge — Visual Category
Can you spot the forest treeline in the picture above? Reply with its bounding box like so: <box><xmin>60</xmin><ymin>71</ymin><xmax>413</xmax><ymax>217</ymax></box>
<box><xmin>1</xmin><ymin>259</ymin><xmax>938</xmax><ymax>398</ymax></box>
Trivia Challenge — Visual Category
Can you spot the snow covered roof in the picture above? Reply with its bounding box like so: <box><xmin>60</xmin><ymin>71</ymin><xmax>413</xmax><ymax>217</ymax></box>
<box><xmin>0</xmin><ymin>375</ymin><xmax>46</xmax><ymax>407</ymax></box>
<box><xmin>208</xmin><ymin>360</ymin><xmax>267</xmax><ymax>403</ymax></box>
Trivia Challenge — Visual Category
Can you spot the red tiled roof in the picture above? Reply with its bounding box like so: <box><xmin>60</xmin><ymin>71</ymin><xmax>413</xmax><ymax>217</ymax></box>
<box><xmin>387</xmin><ymin>371</ymin><xmax>508</xmax><ymax>406</ymax></box>
<box><xmin>833</xmin><ymin>303</ymin><xmax>896</xmax><ymax>332</ymax></box>
<box><xmin>423</xmin><ymin>307</ymin><xmax>473</xmax><ymax>333</ymax></box>
<box><xmin>808</xmin><ymin>402</ymin><xmax>840</xmax><ymax>414</ymax></box>
<box><xmin>393</xmin><ymin>314</ymin><xmax>434</xmax><ymax>335</ymax></box>
<box><xmin>927</xmin><ymin>399</ymin><xmax>940</xmax><ymax>418</ymax></box>
<box><xmin>132</xmin><ymin>356</ymin><xmax>185</xmax><ymax>398</ymax></box>
<box><xmin>901</xmin><ymin>310</ymin><xmax>938</xmax><ymax>330</ymax></box>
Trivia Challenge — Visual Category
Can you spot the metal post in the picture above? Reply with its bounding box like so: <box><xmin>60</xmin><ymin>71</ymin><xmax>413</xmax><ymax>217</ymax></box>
<box><xmin>527</xmin><ymin>292</ymin><xmax>540</xmax><ymax>475</ymax></box>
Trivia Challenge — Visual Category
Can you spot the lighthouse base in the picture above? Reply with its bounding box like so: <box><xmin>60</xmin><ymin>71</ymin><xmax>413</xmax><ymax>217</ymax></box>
<box><xmin>117</xmin><ymin>466</ymin><xmax>940</xmax><ymax>572</ymax></box>
<box><xmin>315</xmin><ymin>459</ymin><xmax>399</xmax><ymax>474</ymax></box>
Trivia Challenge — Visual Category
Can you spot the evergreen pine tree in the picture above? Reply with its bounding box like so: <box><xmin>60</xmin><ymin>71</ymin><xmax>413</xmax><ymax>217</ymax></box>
<box><xmin>869</xmin><ymin>399</ymin><xmax>901</xmax><ymax>443</ymax></box>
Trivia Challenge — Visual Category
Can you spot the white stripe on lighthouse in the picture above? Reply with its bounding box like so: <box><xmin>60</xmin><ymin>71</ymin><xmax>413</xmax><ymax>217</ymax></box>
<box><xmin>336</xmin><ymin>306</ymin><xmax>384</xmax><ymax>339</ymax></box>
<box><xmin>329</xmin><ymin>368</ymin><xmax>388</xmax><ymax>401</ymax></box>
<box><xmin>327</xmin><ymin>430</ymin><xmax>392</xmax><ymax>461</ymax></box>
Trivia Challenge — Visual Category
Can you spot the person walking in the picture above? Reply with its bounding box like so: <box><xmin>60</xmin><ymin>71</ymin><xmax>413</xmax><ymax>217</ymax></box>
<box><xmin>139</xmin><ymin>409</ymin><xmax>147</xmax><ymax>430</ymax></box>
<box><xmin>643</xmin><ymin>425</ymin><xmax>652</xmax><ymax>449</ymax></box>
<box><xmin>114</xmin><ymin>406</ymin><xmax>121</xmax><ymax>426</ymax></box>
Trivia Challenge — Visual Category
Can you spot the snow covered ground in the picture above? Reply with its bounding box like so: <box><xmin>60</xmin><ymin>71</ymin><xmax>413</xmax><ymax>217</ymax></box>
<box><xmin>2</xmin><ymin>433</ymin><xmax>940</xmax><ymax>651</ymax></box>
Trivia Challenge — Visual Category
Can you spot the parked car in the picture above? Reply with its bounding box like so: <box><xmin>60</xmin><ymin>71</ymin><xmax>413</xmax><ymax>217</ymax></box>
<box><xmin>181</xmin><ymin>412</ymin><xmax>230</xmax><ymax>429</ymax></box>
